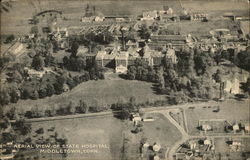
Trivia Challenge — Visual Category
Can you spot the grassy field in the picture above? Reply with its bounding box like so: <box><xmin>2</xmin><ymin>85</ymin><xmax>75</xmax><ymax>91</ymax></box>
<box><xmin>142</xmin><ymin>113</ymin><xmax>182</xmax><ymax>148</ymax></box>
<box><xmin>30</xmin><ymin>115</ymin><xmax>124</xmax><ymax>160</ymax></box>
<box><xmin>214</xmin><ymin>137</ymin><xmax>250</xmax><ymax>160</ymax></box>
<box><xmin>182</xmin><ymin>1</ymin><xmax>248</xmax><ymax>12</ymax></box>
<box><xmin>117</xmin><ymin>112</ymin><xmax>183</xmax><ymax>159</ymax></box>
<box><xmin>1</xmin><ymin>0</ymin><xmax>248</xmax><ymax>36</ymax></box>
<box><xmin>9</xmin><ymin>79</ymin><xmax>166</xmax><ymax>112</ymax></box>
<box><xmin>166</xmin><ymin>19</ymin><xmax>239</xmax><ymax>37</ymax></box>
<box><xmin>185</xmin><ymin>100</ymin><xmax>250</xmax><ymax>135</ymax></box>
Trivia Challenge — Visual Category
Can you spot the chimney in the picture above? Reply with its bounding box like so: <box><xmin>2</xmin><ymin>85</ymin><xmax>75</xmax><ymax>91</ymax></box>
<box><xmin>122</xmin><ymin>31</ymin><xmax>125</xmax><ymax>50</ymax></box>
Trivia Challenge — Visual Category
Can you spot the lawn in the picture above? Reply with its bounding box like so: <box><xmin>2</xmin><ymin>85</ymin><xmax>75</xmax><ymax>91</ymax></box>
<box><xmin>29</xmin><ymin>115</ymin><xmax>124</xmax><ymax>160</ymax></box>
<box><xmin>185</xmin><ymin>100</ymin><xmax>250</xmax><ymax>135</ymax></box>
<box><xmin>214</xmin><ymin>137</ymin><xmax>250</xmax><ymax>160</ymax></box>
<box><xmin>142</xmin><ymin>113</ymin><xmax>182</xmax><ymax>148</ymax></box>
<box><xmin>9</xmin><ymin>79</ymin><xmax>166</xmax><ymax>113</ymax></box>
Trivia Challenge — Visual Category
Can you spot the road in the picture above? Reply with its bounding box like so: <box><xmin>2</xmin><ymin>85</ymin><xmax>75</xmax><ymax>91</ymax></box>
<box><xmin>22</xmin><ymin>100</ymin><xmax>221</xmax><ymax>123</ymax></box>
<box><xmin>148</xmin><ymin>99</ymin><xmax>250</xmax><ymax>160</ymax></box>
<box><xmin>151</xmin><ymin>110</ymin><xmax>189</xmax><ymax>160</ymax></box>
<box><xmin>21</xmin><ymin>99</ymin><xmax>249</xmax><ymax>160</ymax></box>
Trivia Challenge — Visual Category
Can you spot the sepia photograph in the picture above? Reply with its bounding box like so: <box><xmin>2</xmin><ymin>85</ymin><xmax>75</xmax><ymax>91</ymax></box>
<box><xmin>0</xmin><ymin>0</ymin><xmax>250</xmax><ymax>160</ymax></box>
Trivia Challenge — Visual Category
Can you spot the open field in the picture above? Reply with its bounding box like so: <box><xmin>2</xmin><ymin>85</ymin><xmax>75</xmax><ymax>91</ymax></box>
<box><xmin>1</xmin><ymin>0</ymin><xmax>248</xmax><ymax>36</ymax></box>
<box><xmin>214</xmin><ymin>137</ymin><xmax>250</xmax><ymax>160</ymax></box>
<box><xmin>182</xmin><ymin>1</ymin><xmax>248</xmax><ymax>13</ymax></box>
<box><xmin>30</xmin><ymin>115</ymin><xmax>124</xmax><ymax>160</ymax></box>
<box><xmin>8</xmin><ymin>79</ymin><xmax>166</xmax><ymax>112</ymax></box>
<box><xmin>185</xmin><ymin>100</ymin><xmax>250</xmax><ymax>135</ymax></box>
<box><xmin>142</xmin><ymin>113</ymin><xmax>182</xmax><ymax>148</ymax></box>
<box><xmin>166</xmin><ymin>20</ymin><xmax>240</xmax><ymax>37</ymax></box>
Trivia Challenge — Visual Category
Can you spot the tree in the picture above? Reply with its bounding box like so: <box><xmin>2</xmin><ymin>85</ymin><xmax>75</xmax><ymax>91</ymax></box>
<box><xmin>31</xmin><ymin>54</ymin><xmax>44</xmax><ymax>71</ymax></box>
<box><xmin>5</xmin><ymin>34</ymin><xmax>15</xmax><ymax>44</ymax></box>
<box><xmin>221</xmin><ymin>50</ymin><xmax>230</xmax><ymax>60</ymax></box>
<box><xmin>213</xmin><ymin>69</ymin><xmax>222</xmax><ymax>83</ymax></box>
<box><xmin>194</xmin><ymin>54</ymin><xmax>208</xmax><ymax>76</ymax></box>
<box><xmin>0</xmin><ymin>89</ymin><xmax>11</xmax><ymax>106</ymax></box>
<box><xmin>66</xmin><ymin>101</ymin><xmax>75</xmax><ymax>114</ymax></box>
<box><xmin>240</xmin><ymin>77</ymin><xmax>250</xmax><ymax>95</ymax></box>
<box><xmin>13</xmin><ymin>119</ymin><xmax>31</xmax><ymax>135</ymax></box>
<box><xmin>124</xmin><ymin>31</ymin><xmax>136</xmax><ymax>42</ymax></box>
<box><xmin>114</xmin><ymin>103</ymin><xmax>131</xmax><ymax>120</ymax></box>
<box><xmin>30</xmin><ymin>26</ymin><xmax>38</xmax><ymax>35</ymax></box>
<box><xmin>78</xmin><ymin>100</ymin><xmax>88</xmax><ymax>113</ymax></box>
<box><xmin>29</xmin><ymin>90</ymin><xmax>39</xmax><ymax>100</ymax></box>
<box><xmin>38</xmin><ymin>88</ymin><xmax>47</xmax><ymax>98</ymax></box>
<box><xmin>53</xmin><ymin>75</ymin><xmax>65</xmax><ymax>94</ymax></box>
<box><xmin>214</xmin><ymin>53</ymin><xmax>222</xmax><ymax>65</ymax></box>
<box><xmin>177</xmin><ymin>48</ymin><xmax>195</xmax><ymax>77</ymax></box>
<box><xmin>127</xmin><ymin>66</ymin><xmax>137</xmax><ymax>80</ymax></box>
<box><xmin>9</xmin><ymin>88</ymin><xmax>20</xmax><ymax>103</ymax></box>
<box><xmin>129</xmin><ymin>96</ymin><xmax>136</xmax><ymax>107</ymax></box>
<box><xmin>70</xmin><ymin>41</ymin><xmax>79</xmax><ymax>57</ymax></box>
<box><xmin>237</xmin><ymin>48</ymin><xmax>250</xmax><ymax>71</ymax></box>
<box><xmin>21</xmin><ymin>88</ymin><xmax>29</xmax><ymax>99</ymax></box>
<box><xmin>157</xmin><ymin>68</ymin><xmax>165</xmax><ymax>90</ymax></box>
<box><xmin>52</xmin><ymin>39</ymin><xmax>59</xmax><ymax>52</ymax></box>
<box><xmin>44</xmin><ymin>55</ymin><xmax>54</xmax><ymax>67</ymax></box>
<box><xmin>139</xmin><ymin>23</ymin><xmax>151</xmax><ymax>39</ymax></box>
<box><xmin>147</xmin><ymin>67</ymin><xmax>157</xmax><ymax>82</ymax></box>
<box><xmin>46</xmin><ymin>84</ymin><xmax>55</xmax><ymax>96</ymax></box>
<box><xmin>100</xmin><ymin>31</ymin><xmax>114</xmax><ymax>44</ymax></box>
<box><xmin>76</xmin><ymin>57</ymin><xmax>86</xmax><ymax>71</ymax></box>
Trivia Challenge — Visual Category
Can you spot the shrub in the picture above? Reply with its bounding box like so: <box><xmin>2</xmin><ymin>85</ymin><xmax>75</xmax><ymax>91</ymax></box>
<box><xmin>35</xmin><ymin>128</ymin><xmax>44</xmax><ymax>134</ymax></box>
<box><xmin>5</xmin><ymin>34</ymin><xmax>15</xmax><ymax>43</ymax></box>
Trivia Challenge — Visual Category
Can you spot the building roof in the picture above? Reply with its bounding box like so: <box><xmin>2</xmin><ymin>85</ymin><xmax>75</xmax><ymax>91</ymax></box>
<box><xmin>166</xmin><ymin>48</ymin><xmax>175</xmax><ymax>56</ymax></box>
<box><xmin>127</xmin><ymin>40</ymin><xmax>137</xmax><ymax>46</ymax></box>
<box><xmin>142</xmin><ymin>10</ymin><xmax>158</xmax><ymax>18</ymax></box>
<box><xmin>204</xmin><ymin>139</ymin><xmax>212</xmax><ymax>145</ymax></box>
<box><xmin>233</xmin><ymin>124</ymin><xmax>240</xmax><ymax>130</ymax></box>
<box><xmin>103</xmin><ymin>53</ymin><xmax>116</xmax><ymax>60</ymax></box>
<box><xmin>115</xmin><ymin>51</ymin><xmax>128</xmax><ymax>60</ymax></box>
<box><xmin>143</xmin><ymin>50</ymin><xmax>151</xmax><ymax>59</ymax></box>
<box><xmin>153</xmin><ymin>143</ymin><xmax>161</xmax><ymax>152</ymax></box>
<box><xmin>76</xmin><ymin>46</ymin><xmax>88</xmax><ymax>56</ymax></box>
<box><xmin>151</xmin><ymin>34</ymin><xmax>186</xmax><ymax>41</ymax></box>
<box><xmin>151</xmin><ymin>51</ymin><xmax>163</xmax><ymax>58</ymax></box>
<box><xmin>240</xmin><ymin>21</ymin><xmax>250</xmax><ymax>36</ymax></box>
<box><xmin>95</xmin><ymin>51</ymin><xmax>106</xmax><ymax>60</ymax></box>
<box><xmin>128</xmin><ymin>47</ymin><xmax>139</xmax><ymax>58</ymax></box>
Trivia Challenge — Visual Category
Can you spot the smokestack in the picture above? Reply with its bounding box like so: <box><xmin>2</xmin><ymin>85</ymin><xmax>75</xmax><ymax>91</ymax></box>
<box><xmin>121</xmin><ymin>30</ymin><xmax>125</xmax><ymax>51</ymax></box>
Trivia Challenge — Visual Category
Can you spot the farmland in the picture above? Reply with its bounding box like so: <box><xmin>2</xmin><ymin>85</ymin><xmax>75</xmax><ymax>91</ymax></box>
<box><xmin>1</xmin><ymin>0</ymin><xmax>248</xmax><ymax>36</ymax></box>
